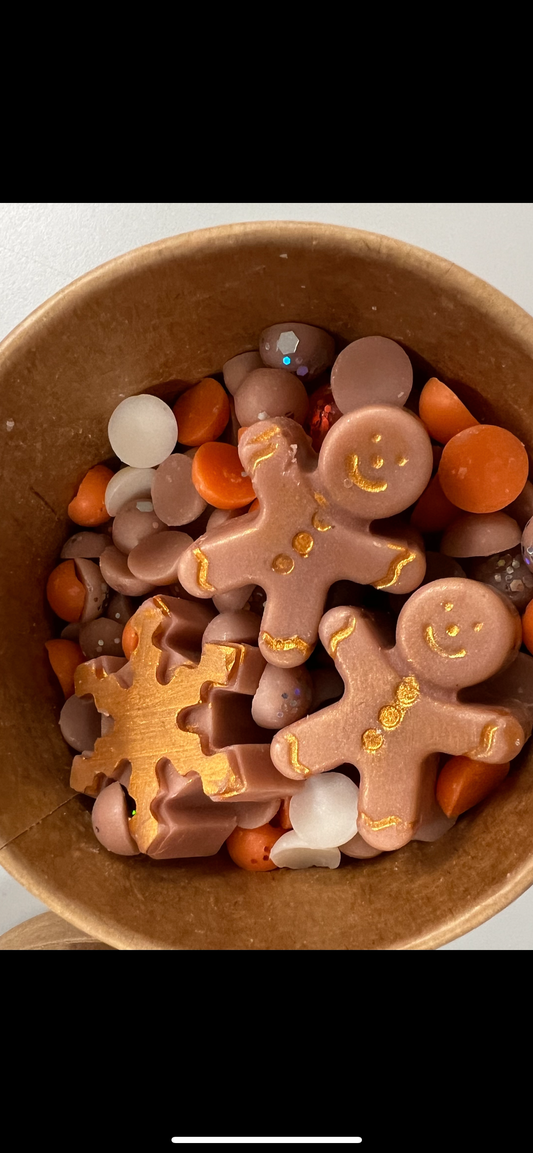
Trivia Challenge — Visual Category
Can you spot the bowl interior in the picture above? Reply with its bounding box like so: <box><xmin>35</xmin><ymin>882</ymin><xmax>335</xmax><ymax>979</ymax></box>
<box><xmin>2</xmin><ymin>220</ymin><xmax>533</xmax><ymax>950</ymax></box>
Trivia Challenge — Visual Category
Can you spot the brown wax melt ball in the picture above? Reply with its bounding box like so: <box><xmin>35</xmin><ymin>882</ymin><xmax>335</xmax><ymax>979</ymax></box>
<box><xmin>330</xmin><ymin>336</ymin><xmax>413</xmax><ymax>413</ymax></box>
<box><xmin>61</xmin><ymin>531</ymin><xmax>110</xmax><ymax>559</ymax></box>
<box><xmin>91</xmin><ymin>782</ymin><xmax>140</xmax><ymax>856</ymax></box>
<box><xmin>213</xmin><ymin>586</ymin><xmax>255</xmax><ymax>612</ymax></box>
<box><xmin>59</xmin><ymin>694</ymin><xmax>101</xmax><ymax>753</ymax></box>
<box><xmin>259</xmin><ymin>322</ymin><xmax>335</xmax><ymax>383</ymax></box>
<box><xmin>75</xmin><ymin>558</ymin><xmax>108</xmax><ymax>624</ymax></box>
<box><xmin>468</xmin><ymin>546</ymin><xmax>533</xmax><ymax>613</ymax></box>
<box><xmin>202</xmin><ymin>611</ymin><xmax>262</xmax><ymax>645</ymax></box>
<box><xmin>79</xmin><ymin>617</ymin><xmax>124</xmax><ymax>659</ymax></box>
<box><xmin>112</xmin><ymin>498</ymin><xmax>166</xmax><ymax>554</ymax></box>
<box><xmin>441</xmin><ymin>513</ymin><xmax>522</xmax><ymax>558</ymax></box>
<box><xmin>100</xmin><ymin>545</ymin><xmax>156</xmax><ymax>596</ymax></box>
<box><xmin>127</xmin><ymin>530</ymin><xmax>193</xmax><ymax>585</ymax></box>
<box><xmin>106</xmin><ymin>592</ymin><xmax>135</xmax><ymax>625</ymax></box>
<box><xmin>252</xmin><ymin>664</ymin><xmax>313</xmax><ymax>729</ymax></box>
<box><xmin>151</xmin><ymin>453</ymin><xmax>207</xmax><ymax>527</ymax></box>
<box><xmin>522</xmin><ymin>516</ymin><xmax>533</xmax><ymax>569</ymax></box>
<box><xmin>505</xmin><ymin>480</ymin><xmax>533</xmax><ymax>529</ymax></box>
<box><xmin>223</xmin><ymin>350</ymin><xmax>263</xmax><ymax>396</ymax></box>
<box><xmin>234</xmin><ymin>368</ymin><xmax>308</xmax><ymax>427</ymax></box>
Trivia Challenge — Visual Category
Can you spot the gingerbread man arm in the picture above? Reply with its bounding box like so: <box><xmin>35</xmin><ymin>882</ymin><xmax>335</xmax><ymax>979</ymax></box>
<box><xmin>270</xmin><ymin>698</ymin><xmax>350</xmax><ymax>780</ymax></box>
<box><xmin>177</xmin><ymin>515</ymin><xmax>264</xmax><ymax>599</ymax></box>
<box><xmin>429</xmin><ymin>699</ymin><xmax>526</xmax><ymax>764</ymax></box>
<box><xmin>335</xmin><ymin>526</ymin><xmax>426</xmax><ymax>595</ymax></box>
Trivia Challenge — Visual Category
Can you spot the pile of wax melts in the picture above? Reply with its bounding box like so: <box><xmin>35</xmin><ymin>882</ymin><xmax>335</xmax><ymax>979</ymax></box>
<box><xmin>44</xmin><ymin>323</ymin><xmax>533</xmax><ymax>871</ymax></box>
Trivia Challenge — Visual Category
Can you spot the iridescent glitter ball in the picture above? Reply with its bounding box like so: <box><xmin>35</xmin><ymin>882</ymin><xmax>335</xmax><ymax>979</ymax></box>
<box><xmin>468</xmin><ymin>545</ymin><xmax>533</xmax><ymax>613</ymax></box>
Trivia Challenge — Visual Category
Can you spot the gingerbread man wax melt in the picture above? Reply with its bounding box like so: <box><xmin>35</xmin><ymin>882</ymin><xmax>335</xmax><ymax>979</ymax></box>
<box><xmin>270</xmin><ymin>578</ymin><xmax>526</xmax><ymax>849</ymax></box>
<box><xmin>177</xmin><ymin>407</ymin><xmax>433</xmax><ymax>667</ymax></box>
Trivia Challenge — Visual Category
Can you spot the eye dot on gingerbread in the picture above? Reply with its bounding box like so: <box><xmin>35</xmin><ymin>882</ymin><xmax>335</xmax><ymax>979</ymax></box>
<box><xmin>473</xmin><ymin>622</ymin><xmax>484</xmax><ymax>631</ymax></box>
<box><xmin>396</xmin><ymin>455</ymin><xmax>408</xmax><ymax>466</ymax></box>
<box><xmin>371</xmin><ymin>433</ymin><xmax>382</xmax><ymax>443</ymax></box>
<box><xmin>443</xmin><ymin>602</ymin><xmax>454</xmax><ymax>611</ymax></box>
<box><xmin>371</xmin><ymin>455</ymin><xmax>384</xmax><ymax>469</ymax></box>
<box><xmin>446</xmin><ymin>624</ymin><xmax>460</xmax><ymax>637</ymax></box>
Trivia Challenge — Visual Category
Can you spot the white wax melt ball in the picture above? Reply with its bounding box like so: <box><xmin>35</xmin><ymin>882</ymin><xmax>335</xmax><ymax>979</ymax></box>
<box><xmin>289</xmin><ymin>771</ymin><xmax>359</xmax><ymax>849</ymax></box>
<box><xmin>108</xmin><ymin>395</ymin><xmax>178</xmax><ymax>468</ymax></box>
<box><xmin>269</xmin><ymin>830</ymin><xmax>341</xmax><ymax>870</ymax></box>
<box><xmin>105</xmin><ymin>466</ymin><xmax>157</xmax><ymax>516</ymax></box>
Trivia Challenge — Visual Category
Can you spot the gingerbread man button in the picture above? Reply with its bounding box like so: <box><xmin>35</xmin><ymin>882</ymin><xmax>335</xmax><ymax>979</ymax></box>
<box><xmin>178</xmin><ymin>408</ymin><xmax>433</xmax><ymax>667</ymax></box>
<box><xmin>270</xmin><ymin>578</ymin><xmax>525</xmax><ymax>849</ymax></box>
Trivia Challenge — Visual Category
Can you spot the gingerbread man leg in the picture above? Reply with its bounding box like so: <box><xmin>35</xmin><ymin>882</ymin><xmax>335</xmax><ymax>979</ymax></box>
<box><xmin>258</xmin><ymin>575</ymin><xmax>330</xmax><ymax>668</ymax></box>
<box><xmin>356</xmin><ymin>756</ymin><xmax>427</xmax><ymax>850</ymax></box>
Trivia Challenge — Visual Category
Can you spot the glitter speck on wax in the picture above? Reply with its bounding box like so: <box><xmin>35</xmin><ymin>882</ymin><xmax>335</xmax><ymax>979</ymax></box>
<box><xmin>283</xmin><ymin>356</ymin><xmax>291</xmax><ymax>365</ymax></box>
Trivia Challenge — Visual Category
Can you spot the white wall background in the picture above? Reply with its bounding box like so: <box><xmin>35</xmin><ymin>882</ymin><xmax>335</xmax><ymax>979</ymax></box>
<box><xmin>2</xmin><ymin>201</ymin><xmax>533</xmax><ymax>949</ymax></box>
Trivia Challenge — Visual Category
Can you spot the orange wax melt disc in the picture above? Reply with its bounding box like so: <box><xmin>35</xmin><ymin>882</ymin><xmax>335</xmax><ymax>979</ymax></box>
<box><xmin>46</xmin><ymin>560</ymin><xmax>86</xmax><ymax>621</ymax></box>
<box><xmin>68</xmin><ymin>465</ymin><xmax>114</xmax><ymax>526</ymax></box>
<box><xmin>522</xmin><ymin>600</ymin><xmax>533</xmax><ymax>655</ymax></box>
<box><xmin>173</xmin><ymin>378</ymin><xmax>230</xmax><ymax>446</ymax></box>
<box><xmin>191</xmin><ymin>442</ymin><xmax>256</xmax><ymax>509</ymax></box>
<box><xmin>226</xmin><ymin>823</ymin><xmax>284</xmax><ymax>871</ymax></box>
<box><xmin>438</xmin><ymin>425</ymin><xmax>529</xmax><ymax>513</ymax></box>
<box><xmin>45</xmin><ymin>639</ymin><xmax>85</xmax><ymax>697</ymax></box>
<box><xmin>436</xmin><ymin>755</ymin><xmax>510</xmax><ymax>818</ymax></box>
<box><xmin>121</xmin><ymin>618</ymin><xmax>139</xmax><ymax>660</ymax></box>
<box><xmin>419</xmin><ymin>377</ymin><xmax>478</xmax><ymax>444</ymax></box>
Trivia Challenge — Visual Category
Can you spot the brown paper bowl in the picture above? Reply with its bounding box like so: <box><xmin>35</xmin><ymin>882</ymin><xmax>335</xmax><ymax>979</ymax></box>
<box><xmin>2</xmin><ymin>221</ymin><xmax>533</xmax><ymax>950</ymax></box>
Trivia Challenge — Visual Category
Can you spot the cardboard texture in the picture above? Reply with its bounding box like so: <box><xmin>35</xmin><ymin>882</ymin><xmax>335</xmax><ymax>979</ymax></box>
<box><xmin>0</xmin><ymin>912</ymin><xmax>115</xmax><ymax>950</ymax></box>
<box><xmin>1</xmin><ymin>221</ymin><xmax>533</xmax><ymax>949</ymax></box>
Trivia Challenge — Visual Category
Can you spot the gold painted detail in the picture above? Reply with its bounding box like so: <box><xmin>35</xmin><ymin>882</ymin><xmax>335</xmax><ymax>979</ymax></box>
<box><xmin>424</xmin><ymin>624</ymin><xmax>467</xmax><ymax>659</ymax></box>
<box><xmin>312</xmin><ymin>510</ymin><xmax>332</xmax><ymax>532</ymax></box>
<box><xmin>371</xmin><ymin>455</ymin><xmax>384</xmax><ymax>469</ymax></box>
<box><xmin>397</xmin><ymin>455</ymin><xmax>408</xmax><ymax>467</ymax></box>
<box><xmin>361</xmin><ymin>676</ymin><xmax>420</xmax><ymax>754</ymax></box>
<box><xmin>329</xmin><ymin>614</ymin><xmax>357</xmax><ymax>657</ymax></box>
<box><xmin>70</xmin><ymin>606</ymin><xmax>246</xmax><ymax>853</ymax></box>
<box><xmin>284</xmin><ymin>732</ymin><xmax>311</xmax><ymax>777</ymax></box>
<box><xmin>345</xmin><ymin>453</ymin><xmax>388</xmax><ymax>492</ymax></box>
<box><xmin>249</xmin><ymin>444</ymin><xmax>278</xmax><ymax>473</ymax></box>
<box><xmin>312</xmin><ymin>493</ymin><xmax>332</xmax><ymax>531</ymax></box>
<box><xmin>250</xmin><ymin>426</ymin><xmax>280</xmax><ymax>443</ymax></box>
<box><xmin>362</xmin><ymin>730</ymin><xmax>384</xmax><ymax>752</ymax></box>
<box><xmin>474</xmin><ymin>622</ymin><xmax>484</xmax><ymax>631</ymax></box>
<box><xmin>153</xmin><ymin>595</ymin><xmax>171</xmax><ymax>616</ymax></box>
<box><xmin>293</xmin><ymin>531</ymin><xmax>314</xmax><ymax>557</ymax></box>
<box><xmin>372</xmin><ymin>545</ymin><xmax>416</xmax><ymax>589</ymax></box>
<box><xmin>446</xmin><ymin>624</ymin><xmax>460</xmax><ymax>636</ymax></box>
<box><xmin>261</xmin><ymin>632</ymin><xmax>312</xmax><ymax>657</ymax></box>
<box><xmin>371</xmin><ymin>434</ymin><xmax>382</xmax><ymax>443</ymax></box>
<box><xmin>193</xmin><ymin>547</ymin><xmax>215</xmax><ymax>592</ymax></box>
<box><xmin>359</xmin><ymin>811</ymin><xmax>414</xmax><ymax>831</ymax></box>
<box><xmin>272</xmin><ymin>554</ymin><xmax>295</xmax><ymax>575</ymax></box>
<box><xmin>467</xmin><ymin>723</ymin><xmax>498</xmax><ymax>759</ymax></box>
<box><xmin>444</xmin><ymin>602</ymin><xmax>454</xmax><ymax>611</ymax></box>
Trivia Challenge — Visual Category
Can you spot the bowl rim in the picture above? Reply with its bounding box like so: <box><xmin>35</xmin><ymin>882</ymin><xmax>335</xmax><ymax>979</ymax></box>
<box><xmin>2</xmin><ymin>218</ymin><xmax>533</xmax><ymax>950</ymax></box>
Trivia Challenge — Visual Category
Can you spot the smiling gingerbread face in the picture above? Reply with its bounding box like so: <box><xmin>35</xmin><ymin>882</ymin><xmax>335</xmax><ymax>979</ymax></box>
<box><xmin>318</xmin><ymin>405</ymin><xmax>433</xmax><ymax>519</ymax></box>
<box><xmin>396</xmin><ymin>578</ymin><xmax>522</xmax><ymax>689</ymax></box>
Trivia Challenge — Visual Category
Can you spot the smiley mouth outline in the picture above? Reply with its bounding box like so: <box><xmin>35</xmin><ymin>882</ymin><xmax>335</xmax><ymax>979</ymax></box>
<box><xmin>424</xmin><ymin>624</ymin><xmax>467</xmax><ymax>659</ymax></box>
<box><xmin>345</xmin><ymin>453</ymin><xmax>388</xmax><ymax>493</ymax></box>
